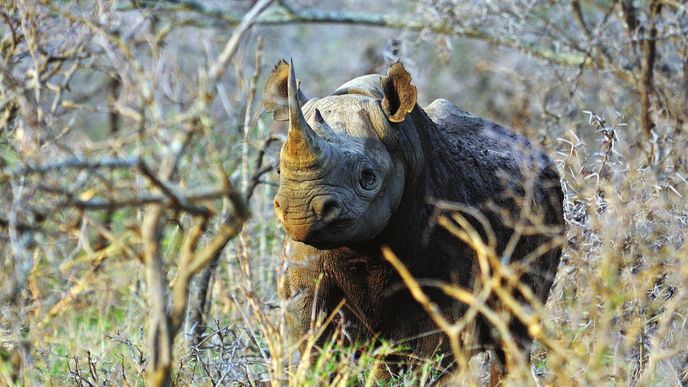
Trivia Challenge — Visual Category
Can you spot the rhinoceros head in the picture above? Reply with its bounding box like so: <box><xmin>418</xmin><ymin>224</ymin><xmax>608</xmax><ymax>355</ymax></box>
<box><xmin>263</xmin><ymin>60</ymin><xmax>418</xmax><ymax>247</ymax></box>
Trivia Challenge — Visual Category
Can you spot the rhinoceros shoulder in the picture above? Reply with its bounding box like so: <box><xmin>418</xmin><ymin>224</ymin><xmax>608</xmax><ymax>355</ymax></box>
<box><xmin>424</xmin><ymin>98</ymin><xmax>473</xmax><ymax>126</ymax></box>
<box><xmin>424</xmin><ymin>98</ymin><xmax>530</xmax><ymax>151</ymax></box>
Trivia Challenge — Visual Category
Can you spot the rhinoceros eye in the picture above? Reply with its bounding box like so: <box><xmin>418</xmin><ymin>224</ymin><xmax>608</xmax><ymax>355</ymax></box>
<box><xmin>359</xmin><ymin>168</ymin><xmax>377</xmax><ymax>190</ymax></box>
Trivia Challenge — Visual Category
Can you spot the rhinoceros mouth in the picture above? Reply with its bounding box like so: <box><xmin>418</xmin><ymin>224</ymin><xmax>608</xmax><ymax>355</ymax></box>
<box><xmin>281</xmin><ymin>214</ymin><xmax>354</xmax><ymax>240</ymax></box>
<box><xmin>328</xmin><ymin>217</ymin><xmax>355</xmax><ymax>230</ymax></box>
<box><xmin>293</xmin><ymin>217</ymin><xmax>357</xmax><ymax>248</ymax></box>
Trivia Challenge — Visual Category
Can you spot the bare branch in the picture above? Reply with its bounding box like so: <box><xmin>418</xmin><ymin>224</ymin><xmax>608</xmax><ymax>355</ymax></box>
<box><xmin>641</xmin><ymin>0</ymin><xmax>661</xmax><ymax>138</ymax></box>
<box><xmin>205</xmin><ymin>0</ymin><xmax>274</xmax><ymax>85</ymax></box>
<box><xmin>245</xmin><ymin>136</ymin><xmax>278</xmax><ymax>200</ymax></box>
<box><xmin>7</xmin><ymin>156</ymin><xmax>139</xmax><ymax>176</ymax></box>
<box><xmin>128</xmin><ymin>2</ymin><xmax>592</xmax><ymax>68</ymax></box>
<box><xmin>138</xmin><ymin>160</ymin><xmax>212</xmax><ymax>217</ymax></box>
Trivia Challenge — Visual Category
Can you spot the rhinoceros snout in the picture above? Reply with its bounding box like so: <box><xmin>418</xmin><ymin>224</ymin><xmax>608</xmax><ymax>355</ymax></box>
<box><xmin>274</xmin><ymin>194</ymin><xmax>343</xmax><ymax>242</ymax></box>
<box><xmin>310</xmin><ymin>195</ymin><xmax>342</xmax><ymax>224</ymax></box>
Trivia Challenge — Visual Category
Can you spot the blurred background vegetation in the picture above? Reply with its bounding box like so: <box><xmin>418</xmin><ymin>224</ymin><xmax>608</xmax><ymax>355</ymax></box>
<box><xmin>1</xmin><ymin>0</ymin><xmax>687</xmax><ymax>385</ymax></box>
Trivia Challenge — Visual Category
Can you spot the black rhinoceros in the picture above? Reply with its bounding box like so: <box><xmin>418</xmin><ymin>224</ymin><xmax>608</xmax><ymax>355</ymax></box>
<box><xmin>263</xmin><ymin>60</ymin><xmax>564</xmax><ymax>375</ymax></box>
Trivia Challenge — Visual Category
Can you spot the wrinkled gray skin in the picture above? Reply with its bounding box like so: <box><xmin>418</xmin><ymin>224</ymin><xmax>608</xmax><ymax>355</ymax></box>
<box><xmin>263</xmin><ymin>60</ymin><xmax>565</xmax><ymax>371</ymax></box>
<box><xmin>273</xmin><ymin>93</ymin><xmax>406</xmax><ymax>246</ymax></box>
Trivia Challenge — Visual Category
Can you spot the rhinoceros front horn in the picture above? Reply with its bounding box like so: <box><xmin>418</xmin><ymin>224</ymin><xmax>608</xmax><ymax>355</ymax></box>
<box><xmin>284</xmin><ymin>61</ymin><xmax>325</xmax><ymax>164</ymax></box>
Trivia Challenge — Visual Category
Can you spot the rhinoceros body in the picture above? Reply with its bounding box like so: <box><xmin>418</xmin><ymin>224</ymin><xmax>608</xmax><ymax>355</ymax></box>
<box><xmin>263</xmin><ymin>61</ymin><xmax>564</xmax><ymax>368</ymax></box>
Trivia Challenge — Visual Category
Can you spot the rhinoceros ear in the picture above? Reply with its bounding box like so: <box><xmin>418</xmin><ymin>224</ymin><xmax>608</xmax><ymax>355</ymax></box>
<box><xmin>380</xmin><ymin>62</ymin><xmax>417</xmax><ymax>123</ymax></box>
<box><xmin>263</xmin><ymin>60</ymin><xmax>308</xmax><ymax>121</ymax></box>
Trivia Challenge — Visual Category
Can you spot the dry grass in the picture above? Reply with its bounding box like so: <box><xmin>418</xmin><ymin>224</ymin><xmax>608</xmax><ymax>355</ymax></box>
<box><xmin>1</xmin><ymin>1</ymin><xmax>687</xmax><ymax>386</ymax></box>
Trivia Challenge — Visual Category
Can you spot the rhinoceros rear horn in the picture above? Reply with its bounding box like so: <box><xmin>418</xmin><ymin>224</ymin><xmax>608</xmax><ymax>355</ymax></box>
<box><xmin>380</xmin><ymin>62</ymin><xmax>417</xmax><ymax>123</ymax></box>
<box><xmin>263</xmin><ymin>59</ymin><xmax>308</xmax><ymax>121</ymax></box>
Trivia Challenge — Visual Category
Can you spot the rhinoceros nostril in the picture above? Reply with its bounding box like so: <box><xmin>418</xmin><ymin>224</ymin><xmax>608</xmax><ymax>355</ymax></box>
<box><xmin>312</xmin><ymin>196</ymin><xmax>341</xmax><ymax>223</ymax></box>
